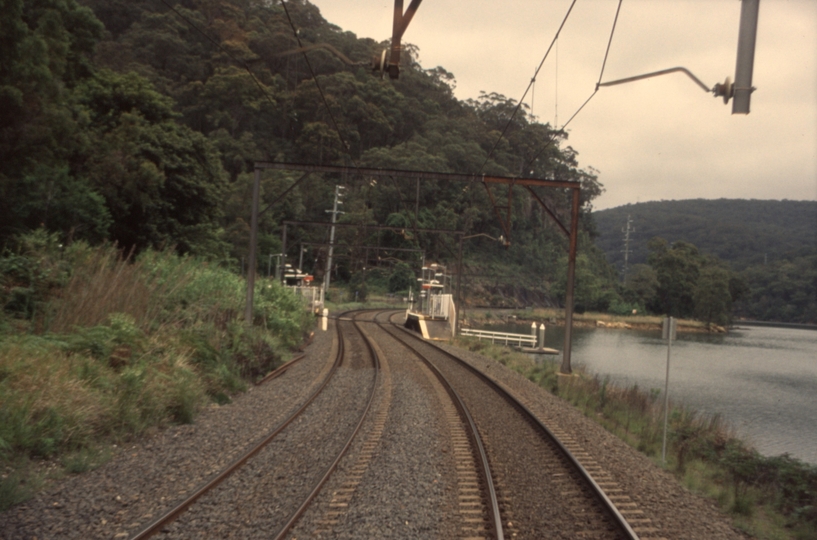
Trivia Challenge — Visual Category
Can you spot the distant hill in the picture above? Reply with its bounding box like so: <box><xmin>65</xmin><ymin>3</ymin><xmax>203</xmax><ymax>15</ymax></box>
<box><xmin>592</xmin><ymin>199</ymin><xmax>817</xmax><ymax>272</ymax></box>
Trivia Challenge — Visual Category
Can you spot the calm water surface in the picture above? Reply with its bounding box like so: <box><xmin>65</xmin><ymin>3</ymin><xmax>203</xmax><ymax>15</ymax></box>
<box><xmin>481</xmin><ymin>322</ymin><xmax>817</xmax><ymax>464</ymax></box>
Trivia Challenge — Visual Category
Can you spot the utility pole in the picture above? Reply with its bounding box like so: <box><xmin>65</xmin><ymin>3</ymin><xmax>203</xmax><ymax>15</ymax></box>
<box><xmin>244</xmin><ymin>168</ymin><xmax>261</xmax><ymax>324</ymax></box>
<box><xmin>324</xmin><ymin>185</ymin><xmax>345</xmax><ymax>296</ymax></box>
<box><xmin>621</xmin><ymin>215</ymin><xmax>635</xmax><ymax>278</ymax></box>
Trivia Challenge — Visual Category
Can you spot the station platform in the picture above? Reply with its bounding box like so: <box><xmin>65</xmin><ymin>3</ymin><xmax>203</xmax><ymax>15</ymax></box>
<box><xmin>404</xmin><ymin>311</ymin><xmax>454</xmax><ymax>341</ymax></box>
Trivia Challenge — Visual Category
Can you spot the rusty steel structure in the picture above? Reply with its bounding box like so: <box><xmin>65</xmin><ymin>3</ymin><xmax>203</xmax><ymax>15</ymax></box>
<box><xmin>247</xmin><ymin>161</ymin><xmax>581</xmax><ymax>373</ymax></box>
<box><xmin>378</xmin><ymin>0</ymin><xmax>423</xmax><ymax>79</ymax></box>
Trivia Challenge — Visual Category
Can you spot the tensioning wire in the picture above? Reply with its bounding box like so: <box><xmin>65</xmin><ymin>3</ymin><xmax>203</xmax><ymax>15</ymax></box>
<box><xmin>280</xmin><ymin>0</ymin><xmax>359</xmax><ymax>168</ymax></box>
<box><xmin>524</xmin><ymin>0</ymin><xmax>624</xmax><ymax>174</ymax></box>
<box><xmin>479</xmin><ymin>0</ymin><xmax>579</xmax><ymax>175</ymax></box>
<box><xmin>156</xmin><ymin>0</ymin><xmax>278</xmax><ymax>113</ymax></box>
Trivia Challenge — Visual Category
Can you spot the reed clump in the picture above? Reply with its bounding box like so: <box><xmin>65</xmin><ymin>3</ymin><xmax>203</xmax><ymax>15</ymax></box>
<box><xmin>0</xmin><ymin>231</ymin><xmax>313</xmax><ymax>510</ymax></box>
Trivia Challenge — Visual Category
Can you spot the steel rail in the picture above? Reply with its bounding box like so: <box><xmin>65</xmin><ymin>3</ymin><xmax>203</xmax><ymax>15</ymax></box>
<box><xmin>390</xmin><ymin>316</ymin><xmax>641</xmax><ymax>540</ymax></box>
<box><xmin>254</xmin><ymin>353</ymin><xmax>306</xmax><ymax>386</ymax></box>
<box><xmin>129</xmin><ymin>314</ymin><xmax>348</xmax><ymax>540</ymax></box>
<box><xmin>271</xmin><ymin>310</ymin><xmax>383</xmax><ymax>540</ymax></box>
<box><xmin>376</xmin><ymin>312</ymin><xmax>504</xmax><ymax>539</ymax></box>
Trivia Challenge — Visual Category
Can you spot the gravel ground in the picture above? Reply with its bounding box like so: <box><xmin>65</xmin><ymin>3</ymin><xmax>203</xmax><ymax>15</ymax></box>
<box><xmin>162</xmin><ymin>359</ymin><xmax>374</xmax><ymax>538</ymax></box>
<box><xmin>383</xmin><ymin>322</ymin><xmax>628</xmax><ymax>539</ymax></box>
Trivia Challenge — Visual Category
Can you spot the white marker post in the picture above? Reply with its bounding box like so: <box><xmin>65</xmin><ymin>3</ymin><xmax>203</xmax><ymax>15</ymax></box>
<box><xmin>322</xmin><ymin>308</ymin><xmax>328</xmax><ymax>332</ymax></box>
<box><xmin>661</xmin><ymin>316</ymin><xmax>677</xmax><ymax>465</ymax></box>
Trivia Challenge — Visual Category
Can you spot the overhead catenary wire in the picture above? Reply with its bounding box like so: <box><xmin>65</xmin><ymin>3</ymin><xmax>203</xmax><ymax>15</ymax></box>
<box><xmin>524</xmin><ymin>0</ymin><xmax>624</xmax><ymax>174</ymax></box>
<box><xmin>156</xmin><ymin>0</ymin><xmax>279</xmax><ymax>113</ymax></box>
<box><xmin>165</xmin><ymin>0</ymin><xmax>360</xmax><ymax>168</ymax></box>
<box><xmin>159</xmin><ymin>0</ymin><xmax>354</xmax><ymax>213</ymax></box>
<box><xmin>479</xmin><ymin>0</ymin><xmax>578</xmax><ymax>175</ymax></box>
<box><xmin>280</xmin><ymin>0</ymin><xmax>358</xmax><ymax>168</ymax></box>
<box><xmin>276</xmin><ymin>3</ymin><xmax>434</xmax><ymax>267</ymax></box>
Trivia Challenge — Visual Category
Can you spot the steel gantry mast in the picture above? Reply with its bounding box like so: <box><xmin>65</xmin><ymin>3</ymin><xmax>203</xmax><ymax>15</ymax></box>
<box><xmin>250</xmin><ymin>161</ymin><xmax>582</xmax><ymax>375</ymax></box>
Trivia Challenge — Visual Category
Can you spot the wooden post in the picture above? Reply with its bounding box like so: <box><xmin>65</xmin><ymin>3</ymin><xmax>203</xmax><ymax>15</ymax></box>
<box><xmin>244</xmin><ymin>167</ymin><xmax>261</xmax><ymax>324</ymax></box>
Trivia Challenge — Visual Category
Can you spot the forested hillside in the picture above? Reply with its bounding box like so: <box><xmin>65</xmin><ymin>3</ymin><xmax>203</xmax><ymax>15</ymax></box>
<box><xmin>1</xmin><ymin>0</ymin><xmax>616</xmax><ymax>309</ymax></box>
<box><xmin>593</xmin><ymin>200</ymin><xmax>817</xmax><ymax>324</ymax></box>
<box><xmin>593</xmin><ymin>199</ymin><xmax>817</xmax><ymax>271</ymax></box>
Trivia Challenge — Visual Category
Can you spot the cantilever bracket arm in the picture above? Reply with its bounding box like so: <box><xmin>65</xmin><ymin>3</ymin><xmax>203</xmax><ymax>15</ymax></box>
<box><xmin>274</xmin><ymin>43</ymin><xmax>367</xmax><ymax>66</ymax></box>
<box><xmin>525</xmin><ymin>186</ymin><xmax>570</xmax><ymax>237</ymax></box>
<box><xmin>597</xmin><ymin>66</ymin><xmax>712</xmax><ymax>93</ymax></box>
<box><xmin>388</xmin><ymin>0</ymin><xmax>423</xmax><ymax>79</ymax></box>
<box><xmin>394</xmin><ymin>0</ymin><xmax>423</xmax><ymax>39</ymax></box>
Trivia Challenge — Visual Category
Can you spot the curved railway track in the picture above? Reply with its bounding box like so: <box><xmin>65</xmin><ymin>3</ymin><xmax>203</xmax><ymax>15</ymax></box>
<box><xmin>130</xmin><ymin>310</ymin><xmax>380</xmax><ymax>540</ymax></box>
<box><xmin>378</xmin><ymin>310</ymin><xmax>641</xmax><ymax>540</ymax></box>
<box><xmin>361</xmin><ymin>311</ymin><xmax>504</xmax><ymax>539</ymax></box>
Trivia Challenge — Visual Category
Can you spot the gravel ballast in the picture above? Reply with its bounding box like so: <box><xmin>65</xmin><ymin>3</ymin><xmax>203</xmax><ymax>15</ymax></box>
<box><xmin>434</xmin><ymin>339</ymin><xmax>752</xmax><ymax>540</ymax></box>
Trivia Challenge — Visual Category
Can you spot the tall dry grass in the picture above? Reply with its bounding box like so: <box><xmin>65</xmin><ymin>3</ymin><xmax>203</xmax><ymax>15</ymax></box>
<box><xmin>48</xmin><ymin>247</ymin><xmax>192</xmax><ymax>333</ymax></box>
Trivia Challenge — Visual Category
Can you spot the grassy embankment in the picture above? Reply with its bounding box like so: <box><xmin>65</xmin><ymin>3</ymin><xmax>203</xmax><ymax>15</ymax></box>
<box><xmin>0</xmin><ymin>232</ymin><xmax>314</xmax><ymax>511</ymax></box>
<box><xmin>454</xmin><ymin>337</ymin><xmax>817</xmax><ymax>540</ymax></box>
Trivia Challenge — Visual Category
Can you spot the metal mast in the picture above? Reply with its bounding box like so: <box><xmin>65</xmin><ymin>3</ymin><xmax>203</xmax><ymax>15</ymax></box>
<box><xmin>324</xmin><ymin>185</ymin><xmax>344</xmax><ymax>296</ymax></box>
<box><xmin>621</xmin><ymin>215</ymin><xmax>635</xmax><ymax>277</ymax></box>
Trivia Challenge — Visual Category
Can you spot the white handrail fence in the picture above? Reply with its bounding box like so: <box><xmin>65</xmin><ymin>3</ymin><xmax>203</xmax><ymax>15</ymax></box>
<box><xmin>460</xmin><ymin>328</ymin><xmax>536</xmax><ymax>347</ymax></box>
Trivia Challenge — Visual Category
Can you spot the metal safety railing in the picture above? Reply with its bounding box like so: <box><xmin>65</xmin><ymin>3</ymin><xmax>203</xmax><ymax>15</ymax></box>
<box><xmin>288</xmin><ymin>286</ymin><xmax>324</xmax><ymax>311</ymax></box>
<box><xmin>459</xmin><ymin>328</ymin><xmax>536</xmax><ymax>347</ymax></box>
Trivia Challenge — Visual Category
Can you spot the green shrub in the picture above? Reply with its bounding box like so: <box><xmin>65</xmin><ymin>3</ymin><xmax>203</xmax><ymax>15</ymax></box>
<box><xmin>0</xmin><ymin>469</ymin><xmax>39</xmax><ymax>512</ymax></box>
<box><xmin>1</xmin><ymin>239</ymin><xmax>315</xmax><ymax>510</ymax></box>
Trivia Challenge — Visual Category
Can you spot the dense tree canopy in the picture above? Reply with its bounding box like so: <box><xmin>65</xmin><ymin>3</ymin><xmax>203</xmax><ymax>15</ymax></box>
<box><xmin>595</xmin><ymin>200</ymin><xmax>816</xmax><ymax>324</ymax></box>
<box><xmin>1</xmin><ymin>0</ymin><xmax>609</xmax><ymax>290</ymax></box>
<box><xmin>594</xmin><ymin>199</ymin><xmax>817</xmax><ymax>272</ymax></box>
<box><xmin>637</xmin><ymin>237</ymin><xmax>746</xmax><ymax>326</ymax></box>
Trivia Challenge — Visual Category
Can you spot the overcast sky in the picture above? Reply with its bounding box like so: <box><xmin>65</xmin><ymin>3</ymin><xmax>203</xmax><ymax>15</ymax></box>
<box><xmin>309</xmin><ymin>0</ymin><xmax>817</xmax><ymax>210</ymax></box>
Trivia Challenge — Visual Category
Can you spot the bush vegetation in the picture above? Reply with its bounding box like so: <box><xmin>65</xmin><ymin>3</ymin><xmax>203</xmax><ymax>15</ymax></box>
<box><xmin>455</xmin><ymin>337</ymin><xmax>817</xmax><ymax>540</ymax></box>
<box><xmin>0</xmin><ymin>231</ymin><xmax>313</xmax><ymax>510</ymax></box>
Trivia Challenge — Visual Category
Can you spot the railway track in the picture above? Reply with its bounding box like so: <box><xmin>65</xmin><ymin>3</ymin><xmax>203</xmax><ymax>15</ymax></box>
<box><xmin>378</xmin><ymin>310</ymin><xmax>642</xmax><ymax>540</ymax></box>
<box><xmin>283</xmin><ymin>310</ymin><xmax>504</xmax><ymax>538</ymax></box>
<box><xmin>131</xmin><ymin>306</ymin><xmax>639</xmax><ymax>539</ymax></box>
<box><xmin>129</xmin><ymin>310</ymin><xmax>380</xmax><ymax>539</ymax></box>
<box><xmin>362</xmin><ymin>311</ymin><xmax>504</xmax><ymax>539</ymax></box>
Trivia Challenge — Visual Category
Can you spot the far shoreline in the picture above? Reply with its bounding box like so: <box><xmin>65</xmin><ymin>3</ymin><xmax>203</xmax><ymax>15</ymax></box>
<box><xmin>461</xmin><ymin>307</ymin><xmax>728</xmax><ymax>334</ymax></box>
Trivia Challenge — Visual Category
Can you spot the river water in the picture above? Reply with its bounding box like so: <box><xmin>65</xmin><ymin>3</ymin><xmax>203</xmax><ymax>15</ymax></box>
<box><xmin>478</xmin><ymin>321</ymin><xmax>817</xmax><ymax>464</ymax></box>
